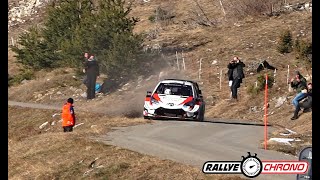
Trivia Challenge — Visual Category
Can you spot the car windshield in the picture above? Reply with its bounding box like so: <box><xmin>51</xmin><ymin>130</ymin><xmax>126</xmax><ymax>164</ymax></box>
<box><xmin>155</xmin><ymin>83</ymin><xmax>193</xmax><ymax>96</ymax></box>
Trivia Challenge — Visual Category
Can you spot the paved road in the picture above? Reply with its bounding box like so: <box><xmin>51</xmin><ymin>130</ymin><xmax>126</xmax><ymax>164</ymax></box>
<box><xmin>99</xmin><ymin>120</ymin><xmax>297</xmax><ymax>180</ymax></box>
<box><xmin>9</xmin><ymin>101</ymin><xmax>297</xmax><ymax>180</ymax></box>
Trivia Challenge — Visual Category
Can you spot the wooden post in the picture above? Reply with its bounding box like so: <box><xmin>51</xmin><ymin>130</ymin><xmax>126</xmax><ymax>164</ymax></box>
<box><xmin>182</xmin><ymin>51</ymin><xmax>186</xmax><ymax>70</ymax></box>
<box><xmin>176</xmin><ymin>51</ymin><xmax>180</xmax><ymax>70</ymax></box>
<box><xmin>286</xmin><ymin>65</ymin><xmax>289</xmax><ymax>84</ymax></box>
<box><xmin>199</xmin><ymin>58</ymin><xmax>202</xmax><ymax>80</ymax></box>
<box><xmin>11</xmin><ymin>37</ymin><xmax>15</xmax><ymax>46</ymax></box>
<box><xmin>287</xmin><ymin>65</ymin><xmax>290</xmax><ymax>91</ymax></box>
<box><xmin>264</xmin><ymin>74</ymin><xmax>268</xmax><ymax>150</ymax></box>
<box><xmin>273</xmin><ymin>69</ymin><xmax>277</xmax><ymax>84</ymax></box>
<box><xmin>219</xmin><ymin>69</ymin><xmax>222</xmax><ymax>90</ymax></box>
<box><xmin>183</xmin><ymin>58</ymin><xmax>186</xmax><ymax>70</ymax></box>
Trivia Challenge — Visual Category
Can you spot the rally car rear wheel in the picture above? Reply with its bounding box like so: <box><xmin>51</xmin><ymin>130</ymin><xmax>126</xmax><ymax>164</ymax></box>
<box><xmin>196</xmin><ymin>113</ymin><xmax>204</xmax><ymax>121</ymax></box>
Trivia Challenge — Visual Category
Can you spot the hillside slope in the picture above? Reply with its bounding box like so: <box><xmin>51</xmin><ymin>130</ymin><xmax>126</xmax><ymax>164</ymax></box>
<box><xmin>128</xmin><ymin>0</ymin><xmax>312</xmax><ymax>130</ymax></box>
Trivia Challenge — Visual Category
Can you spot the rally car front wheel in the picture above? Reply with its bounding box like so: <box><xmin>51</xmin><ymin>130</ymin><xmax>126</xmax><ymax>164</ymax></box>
<box><xmin>196</xmin><ymin>105</ymin><xmax>205</xmax><ymax>122</ymax></box>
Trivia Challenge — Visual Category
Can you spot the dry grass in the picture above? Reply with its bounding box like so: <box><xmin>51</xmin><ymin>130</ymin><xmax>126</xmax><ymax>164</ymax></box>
<box><xmin>8</xmin><ymin>106</ymin><xmax>245</xmax><ymax>180</ymax></box>
<box><xmin>8</xmin><ymin>68</ymin><xmax>82</xmax><ymax>103</ymax></box>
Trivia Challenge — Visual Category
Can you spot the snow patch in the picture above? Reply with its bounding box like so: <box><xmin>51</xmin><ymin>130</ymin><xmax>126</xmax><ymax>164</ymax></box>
<box><xmin>269</xmin><ymin>138</ymin><xmax>301</xmax><ymax>145</ymax></box>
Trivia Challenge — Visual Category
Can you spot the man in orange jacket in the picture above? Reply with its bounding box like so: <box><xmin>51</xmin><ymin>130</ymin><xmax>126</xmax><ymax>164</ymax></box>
<box><xmin>62</xmin><ymin>98</ymin><xmax>76</xmax><ymax>132</ymax></box>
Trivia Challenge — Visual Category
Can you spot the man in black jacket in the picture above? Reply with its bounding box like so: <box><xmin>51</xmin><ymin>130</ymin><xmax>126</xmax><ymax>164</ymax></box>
<box><xmin>227</xmin><ymin>57</ymin><xmax>245</xmax><ymax>101</ymax></box>
<box><xmin>83</xmin><ymin>55</ymin><xmax>100</xmax><ymax>100</ymax></box>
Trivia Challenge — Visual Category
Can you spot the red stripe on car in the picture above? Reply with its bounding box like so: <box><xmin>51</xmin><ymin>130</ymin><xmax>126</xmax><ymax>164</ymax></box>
<box><xmin>152</xmin><ymin>93</ymin><xmax>161</xmax><ymax>102</ymax></box>
<box><xmin>179</xmin><ymin>96</ymin><xmax>193</xmax><ymax>105</ymax></box>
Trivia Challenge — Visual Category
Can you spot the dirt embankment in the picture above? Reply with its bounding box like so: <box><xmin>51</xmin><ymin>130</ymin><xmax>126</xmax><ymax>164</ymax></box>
<box><xmin>8</xmin><ymin>106</ymin><xmax>245</xmax><ymax>180</ymax></box>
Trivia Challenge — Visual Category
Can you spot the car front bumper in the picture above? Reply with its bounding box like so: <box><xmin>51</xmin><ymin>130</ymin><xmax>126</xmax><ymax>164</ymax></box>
<box><xmin>143</xmin><ymin>107</ymin><xmax>198</xmax><ymax>119</ymax></box>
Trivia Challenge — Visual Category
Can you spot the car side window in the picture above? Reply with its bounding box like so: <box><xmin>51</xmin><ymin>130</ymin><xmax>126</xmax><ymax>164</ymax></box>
<box><xmin>181</xmin><ymin>86</ymin><xmax>192</xmax><ymax>96</ymax></box>
<box><xmin>156</xmin><ymin>84</ymin><xmax>164</xmax><ymax>94</ymax></box>
<box><xmin>192</xmin><ymin>84</ymin><xmax>199</xmax><ymax>95</ymax></box>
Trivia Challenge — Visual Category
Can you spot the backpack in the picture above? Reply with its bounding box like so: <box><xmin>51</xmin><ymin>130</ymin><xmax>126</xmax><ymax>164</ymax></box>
<box><xmin>95</xmin><ymin>83</ymin><xmax>101</xmax><ymax>93</ymax></box>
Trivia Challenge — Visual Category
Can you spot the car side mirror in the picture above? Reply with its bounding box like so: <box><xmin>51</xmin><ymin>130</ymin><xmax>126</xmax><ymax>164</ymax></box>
<box><xmin>146</xmin><ymin>91</ymin><xmax>152</xmax><ymax>97</ymax></box>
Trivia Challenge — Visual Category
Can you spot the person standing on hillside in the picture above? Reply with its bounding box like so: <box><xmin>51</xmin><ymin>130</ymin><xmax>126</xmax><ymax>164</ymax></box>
<box><xmin>62</xmin><ymin>98</ymin><xmax>76</xmax><ymax>132</ymax></box>
<box><xmin>83</xmin><ymin>54</ymin><xmax>100</xmax><ymax>100</ymax></box>
<box><xmin>227</xmin><ymin>56</ymin><xmax>246</xmax><ymax>101</ymax></box>
<box><xmin>290</xmin><ymin>71</ymin><xmax>307</xmax><ymax>119</ymax></box>
<box><xmin>291</xmin><ymin>82</ymin><xmax>312</xmax><ymax>120</ymax></box>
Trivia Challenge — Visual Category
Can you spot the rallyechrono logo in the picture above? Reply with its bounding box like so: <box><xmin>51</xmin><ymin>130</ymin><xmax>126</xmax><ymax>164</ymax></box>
<box><xmin>202</xmin><ymin>151</ymin><xmax>309</xmax><ymax>178</ymax></box>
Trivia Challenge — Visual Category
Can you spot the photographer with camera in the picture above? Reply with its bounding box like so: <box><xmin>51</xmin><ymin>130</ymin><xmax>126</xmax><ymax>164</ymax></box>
<box><xmin>227</xmin><ymin>56</ymin><xmax>246</xmax><ymax>102</ymax></box>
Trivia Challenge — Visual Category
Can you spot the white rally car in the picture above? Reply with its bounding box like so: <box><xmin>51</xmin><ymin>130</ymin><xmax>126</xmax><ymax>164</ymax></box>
<box><xmin>143</xmin><ymin>79</ymin><xmax>205</xmax><ymax>121</ymax></box>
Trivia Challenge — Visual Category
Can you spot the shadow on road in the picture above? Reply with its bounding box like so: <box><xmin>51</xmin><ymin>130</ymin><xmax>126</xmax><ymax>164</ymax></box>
<box><xmin>149</xmin><ymin>118</ymin><xmax>272</xmax><ymax>127</ymax></box>
<box><xmin>203</xmin><ymin>120</ymin><xmax>271</xmax><ymax>127</ymax></box>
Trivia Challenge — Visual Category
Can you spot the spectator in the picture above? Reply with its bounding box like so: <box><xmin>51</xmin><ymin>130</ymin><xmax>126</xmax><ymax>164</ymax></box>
<box><xmin>290</xmin><ymin>71</ymin><xmax>307</xmax><ymax>116</ymax></box>
<box><xmin>291</xmin><ymin>83</ymin><xmax>312</xmax><ymax>120</ymax></box>
<box><xmin>83</xmin><ymin>55</ymin><xmax>100</xmax><ymax>100</ymax></box>
<box><xmin>61</xmin><ymin>98</ymin><xmax>76</xmax><ymax>132</ymax></box>
<box><xmin>227</xmin><ymin>56</ymin><xmax>245</xmax><ymax>101</ymax></box>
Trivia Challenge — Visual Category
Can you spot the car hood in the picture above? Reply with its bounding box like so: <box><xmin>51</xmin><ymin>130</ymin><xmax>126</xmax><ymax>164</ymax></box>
<box><xmin>155</xmin><ymin>94</ymin><xmax>193</xmax><ymax>105</ymax></box>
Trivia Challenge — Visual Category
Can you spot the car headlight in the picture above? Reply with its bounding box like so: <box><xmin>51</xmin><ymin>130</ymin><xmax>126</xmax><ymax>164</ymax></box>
<box><xmin>184</xmin><ymin>101</ymin><xmax>195</xmax><ymax>110</ymax></box>
<box><xmin>151</xmin><ymin>98</ymin><xmax>159</xmax><ymax>105</ymax></box>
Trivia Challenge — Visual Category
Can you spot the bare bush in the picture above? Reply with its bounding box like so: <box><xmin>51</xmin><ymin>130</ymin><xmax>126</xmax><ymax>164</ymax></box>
<box><xmin>154</xmin><ymin>5</ymin><xmax>176</xmax><ymax>26</ymax></box>
<box><xmin>145</xmin><ymin>28</ymin><xmax>159</xmax><ymax>40</ymax></box>
<box><xmin>189</xmin><ymin>0</ymin><xmax>219</xmax><ymax>27</ymax></box>
<box><xmin>188</xmin><ymin>9</ymin><xmax>219</xmax><ymax>27</ymax></box>
<box><xmin>224</xmin><ymin>0</ymin><xmax>284</xmax><ymax>19</ymax></box>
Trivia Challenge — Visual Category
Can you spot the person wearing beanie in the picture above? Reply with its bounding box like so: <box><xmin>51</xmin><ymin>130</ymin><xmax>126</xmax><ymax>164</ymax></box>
<box><xmin>61</xmin><ymin>98</ymin><xmax>76</xmax><ymax>132</ymax></box>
